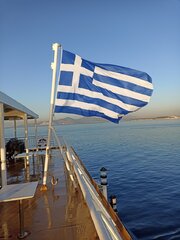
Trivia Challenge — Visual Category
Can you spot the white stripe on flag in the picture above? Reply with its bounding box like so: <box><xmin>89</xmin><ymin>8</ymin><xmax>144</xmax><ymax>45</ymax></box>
<box><xmin>55</xmin><ymin>99</ymin><xmax>121</xmax><ymax>119</ymax></box>
<box><xmin>95</xmin><ymin>66</ymin><xmax>153</xmax><ymax>90</ymax></box>
<box><xmin>92</xmin><ymin>79</ymin><xmax>150</xmax><ymax>102</ymax></box>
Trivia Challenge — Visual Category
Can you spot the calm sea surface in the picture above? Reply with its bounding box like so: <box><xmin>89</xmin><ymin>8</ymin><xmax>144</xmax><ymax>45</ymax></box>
<box><xmin>5</xmin><ymin>119</ymin><xmax>180</xmax><ymax>239</ymax></box>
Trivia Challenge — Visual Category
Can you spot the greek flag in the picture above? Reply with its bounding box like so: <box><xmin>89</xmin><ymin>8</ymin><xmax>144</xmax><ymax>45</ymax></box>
<box><xmin>54</xmin><ymin>50</ymin><xmax>153</xmax><ymax>123</ymax></box>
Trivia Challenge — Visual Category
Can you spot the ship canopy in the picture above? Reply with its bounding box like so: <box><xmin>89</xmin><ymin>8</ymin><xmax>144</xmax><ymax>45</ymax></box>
<box><xmin>0</xmin><ymin>91</ymin><xmax>38</xmax><ymax>120</ymax></box>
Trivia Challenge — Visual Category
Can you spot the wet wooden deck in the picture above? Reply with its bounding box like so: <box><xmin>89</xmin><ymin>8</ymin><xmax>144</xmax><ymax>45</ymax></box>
<box><xmin>0</xmin><ymin>150</ymin><xmax>99</xmax><ymax>240</ymax></box>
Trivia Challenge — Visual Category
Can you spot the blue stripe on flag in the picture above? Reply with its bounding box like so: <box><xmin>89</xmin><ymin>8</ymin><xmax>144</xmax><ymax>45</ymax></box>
<box><xmin>54</xmin><ymin>105</ymin><xmax>122</xmax><ymax>123</ymax></box>
<box><xmin>81</xmin><ymin>59</ymin><xmax>95</xmax><ymax>72</ymax></box>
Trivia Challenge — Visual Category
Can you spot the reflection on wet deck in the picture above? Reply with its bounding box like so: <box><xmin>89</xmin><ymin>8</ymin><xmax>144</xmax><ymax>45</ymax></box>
<box><xmin>0</xmin><ymin>150</ymin><xmax>99</xmax><ymax>239</ymax></box>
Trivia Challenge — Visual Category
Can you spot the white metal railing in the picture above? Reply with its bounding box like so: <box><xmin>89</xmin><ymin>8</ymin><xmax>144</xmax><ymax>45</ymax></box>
<box><xmin>40</xmin><ymin>129</ymin><xmax>132</xmax><ymax>240</ymax></box>
<box><xmin>64</xmin><ymin>146</ymin><xmax>124</xmax><ymax>240</ymax></box>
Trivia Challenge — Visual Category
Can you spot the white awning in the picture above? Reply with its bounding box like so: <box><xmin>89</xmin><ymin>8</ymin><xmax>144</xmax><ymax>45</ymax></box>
<box><xmin>0</xmin><ymin>91</ymin><xmax>38</xmax><ymax>120</ymax></box>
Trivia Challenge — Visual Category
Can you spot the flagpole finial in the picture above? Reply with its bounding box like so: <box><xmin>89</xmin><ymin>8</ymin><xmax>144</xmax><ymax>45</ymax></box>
<box><xmin>52</xmin><ymin>43</ymin><xmax>61</xmax><ymax>50</ymax></box>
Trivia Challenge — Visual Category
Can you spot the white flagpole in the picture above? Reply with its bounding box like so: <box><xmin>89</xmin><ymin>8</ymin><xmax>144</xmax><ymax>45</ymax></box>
<box><xmin>41</xmin><ymin>43</ymin><xmax>61</xmax><ymax>190</ymax></box>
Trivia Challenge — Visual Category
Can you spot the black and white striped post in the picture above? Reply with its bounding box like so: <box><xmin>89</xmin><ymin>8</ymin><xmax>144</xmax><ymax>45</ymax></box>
<box><xmin>100</xmin><ymin>167</ymin><xmax>108</xmax><ymax>200</ymax></box>
<box><xmin>110</xmin><ymin>195</ymin><xmax>118</xmax><ymax>213</ymax></box>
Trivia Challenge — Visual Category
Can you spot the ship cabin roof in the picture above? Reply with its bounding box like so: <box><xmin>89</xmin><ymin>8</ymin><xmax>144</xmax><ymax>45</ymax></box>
<box><xmin>0</xmin><ymin>91</ymin><xmax>38</xmax><ymax>120</ymax></box>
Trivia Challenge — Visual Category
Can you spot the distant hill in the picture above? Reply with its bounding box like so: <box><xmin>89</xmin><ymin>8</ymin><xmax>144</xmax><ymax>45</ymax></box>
<box><xmin>38</xmin><ymin>117</ymin><xmax>107</xmax><ymax>126</ymax></box>
<box><xmin>37</xmin><ymin>115</ymin><xmax>180</xmax><ymax>126</ymax></box>
<box><xmin>53</xmin><ymin>117</ymin><xmax>107</xmax><ymax>125</ymax></box>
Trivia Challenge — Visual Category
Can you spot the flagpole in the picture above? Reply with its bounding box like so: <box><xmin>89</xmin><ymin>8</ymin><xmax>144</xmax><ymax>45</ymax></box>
<box><xmin>41</xmin><ymin>43</ymin><xmax>61</xmax><ymax>190</ymax></box>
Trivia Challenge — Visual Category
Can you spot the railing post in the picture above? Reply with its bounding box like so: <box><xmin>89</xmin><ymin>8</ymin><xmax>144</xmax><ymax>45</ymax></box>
<box><xmin>23</xmin><ymin>113</ymin><xmax>29</xmax><ymax>167</ymax></box>
<box><xmin>110</xmin><ymin>195</ymin><xmax>118</xmax><ymax>213</ymax></box>
<box><xmin>100</xmin><ymin>167</ymin><xmax>108</xmax><ymax>200</ymax></box>
<box><xmin>14</xmin><ymin>119</ymin><xmax>17</xmax><ymax>138</ymax></box>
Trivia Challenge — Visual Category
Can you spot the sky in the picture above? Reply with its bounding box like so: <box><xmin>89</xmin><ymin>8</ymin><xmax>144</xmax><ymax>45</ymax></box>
<box><xmin>1</xmin><ymin>0</ymin><xmax>180</xmax><ymax>121</ymax></box>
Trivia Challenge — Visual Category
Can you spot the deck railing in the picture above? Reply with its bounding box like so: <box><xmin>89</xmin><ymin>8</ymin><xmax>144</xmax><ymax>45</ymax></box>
<box><xmin>60</xmin><ymin>142</ymin><xmax>132</xmax><ymax>240</ymax></box>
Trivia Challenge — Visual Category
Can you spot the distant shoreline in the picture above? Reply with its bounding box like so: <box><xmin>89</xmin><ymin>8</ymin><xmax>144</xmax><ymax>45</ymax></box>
<box><xmin>5</xmin><ymin>115</ymin><xmax>180</xmax><ymax>128</ymax></box>
<box><xmin>39</xmin><ymin>115</ymin><xmax>180</xmax><ymax>126</ymax></box>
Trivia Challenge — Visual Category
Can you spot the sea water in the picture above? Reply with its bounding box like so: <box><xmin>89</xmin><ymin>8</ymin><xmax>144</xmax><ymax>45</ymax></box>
<box><xmin>4</xmin><ymin>119</ymin><xmax>180</xmax><ymax>239</ymax></box>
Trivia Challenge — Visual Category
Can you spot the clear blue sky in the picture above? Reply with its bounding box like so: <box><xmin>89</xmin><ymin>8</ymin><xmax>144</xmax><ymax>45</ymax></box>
<box><xmin>1</xmin><ymin>0</ymin><xmax>180</xmax><ymax>120</ymax></box>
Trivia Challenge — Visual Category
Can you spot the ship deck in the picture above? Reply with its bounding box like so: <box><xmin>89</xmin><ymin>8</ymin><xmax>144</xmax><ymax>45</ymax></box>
<box><xmin>0</xmin><ymin>149</ymin><xmax>99</xmax><ymax>240</ymax></box>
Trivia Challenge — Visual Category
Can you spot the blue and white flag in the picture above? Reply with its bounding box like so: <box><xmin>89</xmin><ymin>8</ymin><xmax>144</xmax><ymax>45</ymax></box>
<box><xmin>55</xmin><ymin>50</ymin><xmax>153</xmax><ymax>123</ymax></box>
